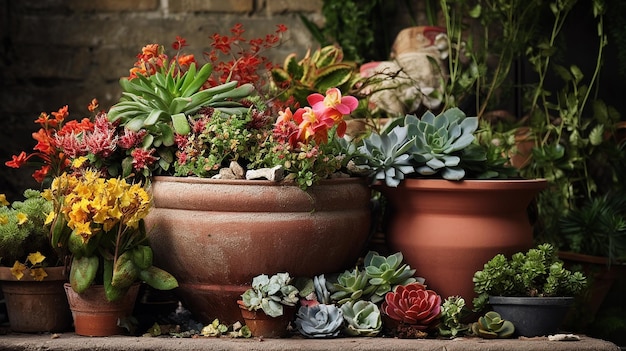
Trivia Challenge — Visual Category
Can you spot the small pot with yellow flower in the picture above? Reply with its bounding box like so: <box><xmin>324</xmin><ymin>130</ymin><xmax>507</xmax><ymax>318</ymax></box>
<box><xmin>0</xmin><ymin>189</ymin><xmax>72</xmax><ymax>333</ymax></box>
<box><xmin>44</xmin><ymin>170</ymin><xmax>179</xmax><ymax>336</ymax></box>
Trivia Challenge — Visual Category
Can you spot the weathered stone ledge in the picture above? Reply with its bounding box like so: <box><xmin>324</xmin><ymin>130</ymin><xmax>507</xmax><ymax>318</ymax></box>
<box><xmin>0</xmin><ymin>333</ymin><xmax>620</xmax><ymax>351</ymax></box>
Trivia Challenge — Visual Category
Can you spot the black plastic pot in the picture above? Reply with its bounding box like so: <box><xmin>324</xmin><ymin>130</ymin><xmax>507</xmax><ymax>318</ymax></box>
<box><xmin>489</xmin><ymin>296</ymin><xmax>574</xmax><ymax>337</ymax></box>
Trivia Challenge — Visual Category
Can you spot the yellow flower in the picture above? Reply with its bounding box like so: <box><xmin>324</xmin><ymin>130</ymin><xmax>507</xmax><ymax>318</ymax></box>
<box><xmin>30</xmin><ymin>268</ymin><xmax>48</xmax><ymax>281</ymax></box>
<box><xmin>16</xmin><ymin>212</ymin><xmax>28</xmax><ymax>225</ymax></box>
<box><xmin>0</xmin><ymin>214</ymin><xmax>8</xmax><ymax>225</ymax></box>
<box><xmin>72</xmin><ymin>221</ymin><xmax>92</xmax><ymax>238</ymax></box>
<box><xmin>44</xmin><ymin>211</ymin><xmax>55</xmax><ymax>225</ymax></box>
<box><xmin>72</xmin><ymin>156</ymin><xmax>88</xmax><ymax>168</ymax></box>
<box><xmin>27</xmin><ymin>251</ymin><xmax>46</xmax><ymax>265</ymax></box>
<box><xmin>10</xmin><ymin>261</ymin><xmax>26</xmax><ymax>280</ymax></box>
<box><xmin>0</xmin><ymin>194</ymin><xmax>9</xmax><ymax>206</ymax></box>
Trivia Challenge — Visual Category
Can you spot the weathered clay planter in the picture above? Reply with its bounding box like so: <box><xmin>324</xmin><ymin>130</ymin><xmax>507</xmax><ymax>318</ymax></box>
<box><xmin>378</xmin><ymin>179</ymin><xmax>547</xmax><ymax>309</ymax></box>
<box><xmin>64</xmin><ymin>283</ymin><xmax>140</xmax><ymax>336</ymax></box>
<box><xmin>146</xmin><ymin>176</ymin><xmax>372</xmax><ymax>324</ymax></box>
<box><xmin>0</xmin><ymin>266</ymin><xmax>72</xmax><ymax>332</ymax></box>
<box><xmin>238</xmin><ymin>301</ymin><xmax>295</xmax><ymax>338</ymax></box>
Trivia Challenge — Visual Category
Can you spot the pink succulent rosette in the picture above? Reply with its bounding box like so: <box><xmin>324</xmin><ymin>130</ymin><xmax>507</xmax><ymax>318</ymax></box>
<box><xmin>381</xmin><ymin>282</ymin><xmax>442</xmax><ymax>330</ymax></box>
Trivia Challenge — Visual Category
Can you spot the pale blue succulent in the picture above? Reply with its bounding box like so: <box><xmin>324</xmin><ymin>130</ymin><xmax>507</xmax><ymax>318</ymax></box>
<box><xmin>356</xmin><ymin>124</ymin><xmax>416</xmax><ymax>187</ymax></box>
<box><xmin>241</xmin><ymin>273</ymin><xmax>299</xmax><ymax>317</ymax></box>
<box><xmin>408</xmin><ymin>108</ymin><xmax>478</xmax><ymax>180</ymax></box>
<box><xmin>355</xmin><ymin>107</ymin><xmax>482</xmax><ymax>186</ymax></box>
<box><xmin>295</xmin><ymin>304</ymin><xmax>344</xmax><ymax>338</ymax></box>
<box><xmin>340</xmin><ymin>300</ymin><xmax>382</xmax><ymax>336</ymax></box>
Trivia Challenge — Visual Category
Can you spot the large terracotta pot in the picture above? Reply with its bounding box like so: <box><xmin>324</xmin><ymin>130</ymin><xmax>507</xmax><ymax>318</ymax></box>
<box><xmin>378</xmin><ymin>179</ymin><xmax>547</xmax><ymax>308</ymax></box>
<box><xmin>146</xmin><ymin>176</ymin><xmax>372</xmax><ymax>324</ymax></box>
<box><xmin>0</xmin><ymin>266</ymin><xmax>72</xmax><ymax>332</ymax></box>
<box><xmin>64</xmin><ymin>283</ymin><xmax>140</xmax><ymax>336</ymax></box>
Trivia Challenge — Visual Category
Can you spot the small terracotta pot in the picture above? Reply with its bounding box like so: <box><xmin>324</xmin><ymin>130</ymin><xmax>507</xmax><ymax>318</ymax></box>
<box><xmin>238</xmin><ymin>301</ymin><xmax>295</xmax><ymax>338</ymax></box>
<box><xmin>0</xmin><ymin>266</ymin><xmax>71</xmax><ymax>332</ymax></box>
<box><xmin>64</xmin><ymin>283</ymin><xmax>140</xmax><ymax>336</ymax></box>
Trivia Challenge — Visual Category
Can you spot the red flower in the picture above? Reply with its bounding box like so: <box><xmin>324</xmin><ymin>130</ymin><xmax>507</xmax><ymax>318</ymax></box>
<box><xmin>381</xmin><ymin>283</ymin><xmax>442</xmax><ymax>330</ymax></box>
<box><xmin>5</xmin><ymin>151</ymin><xmax>29</xmax><ymax>168</ymax></box>
<box><xmin>131</xmin><ymin>148</ymin><xmax>157</xmax><ymax>171</ymax></box>
<box><xmin>172</xmin><ymin>35</ymin><xmax>188</xmax><ymax>50</ymax></box>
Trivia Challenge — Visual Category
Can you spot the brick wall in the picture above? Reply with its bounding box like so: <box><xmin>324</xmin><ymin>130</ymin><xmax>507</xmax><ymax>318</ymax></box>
<box><xmin>0</xmin><ymin>0</ymin><xmax>326</xmax><ymax>197</ymax></box>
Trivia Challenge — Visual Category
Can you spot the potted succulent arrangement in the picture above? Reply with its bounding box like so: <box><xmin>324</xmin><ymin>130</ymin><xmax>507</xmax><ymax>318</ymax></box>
<box><xmin>238</xmin><ymin>273</ymin><xmax>300</xmax><ymax>338</ymax></box>
<box><xmin>5</xmin><ymin>24</ymin><xmax>373</xmax><ymax>325</ymax></box>
<box><xmin>44</xmin><ymin>171</ymin><xmax>178</xmax><ymax>337</ymax></box>
<box><xmin>354</xmin><ymin>107</ymin><xmax>547</xmax><ymax>308</ymax></box>
<box><xmin>0</xmin><ymin>190</ymin><xmax>72</xmax><ymax>333</ymax></box>
<box><xmin>473</xmin><ymin>243</ymin><xmax>587</xmax><ymax>337</ymax></box>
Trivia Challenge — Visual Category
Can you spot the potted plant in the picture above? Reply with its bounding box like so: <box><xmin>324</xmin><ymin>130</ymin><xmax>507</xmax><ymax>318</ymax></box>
<box><xmin>354</xmin><ymin>107</ymin><xmax>546</xmax><ymax>308</ymax></box>
<box><xmin>238</xmin><ymin>272</ymin><xmax>300</xmax><ymax>338</ymax></box>
<box><xmin>473</xmin><ymin>243</ymin><xmax>587</xmax><ymax>337</ymax></box>
<box><xmin>6</xmin><ymin>24</ymin><xmax>373</xmax><ymax>325</ymax></box>
<box><xmin>44</xmin><ymin>171</ymin><xmax>178</xmax><ymax>336</ymax></box>
<box><xmin>0</xmin><ymin>189</ymin><xmax>72</xmax><ymax>333</ymax></box>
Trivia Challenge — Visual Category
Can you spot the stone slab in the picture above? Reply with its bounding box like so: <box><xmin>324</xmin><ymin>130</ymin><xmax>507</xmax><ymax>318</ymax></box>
<box><xmin>0</xmin><ymin>333</ymin><xmax>620</xmax><ymax>351</ymax></box>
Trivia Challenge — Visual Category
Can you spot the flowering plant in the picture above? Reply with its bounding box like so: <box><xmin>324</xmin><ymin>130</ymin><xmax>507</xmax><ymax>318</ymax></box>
<box><xmin>0</xmin><ymin>190</ymin><xmax>62</xmax><ymax>280</ymax></box>
<box><xmin>6</xmin><ymin>24</ymin><xmax>362</xmax><ymax>189</ymax></box>
<box><xmin>43</xmin><ymin>170</ymin><xmax>178</xmax><ymax>301</ymax></box>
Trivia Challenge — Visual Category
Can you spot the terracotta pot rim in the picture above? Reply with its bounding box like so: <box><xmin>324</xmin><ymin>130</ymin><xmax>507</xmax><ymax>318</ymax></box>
<box><xmin>558</xmin><ymin>251</ymin><xmax>626</xmax><ymax>266</ymax></box>
<box><xmin>151</xmin><ymin>175</ymin><xmax>366</xmax><ymax>187</ymax></box>
<box><xmin>376</xmin><ymin>178</ymin><xmax>547</xmax><ymax>191</ymax></box>
<box><xmin>0</xmin><ymin>265</ymin><xmax>69</xmax><ymax>282</ymax></box>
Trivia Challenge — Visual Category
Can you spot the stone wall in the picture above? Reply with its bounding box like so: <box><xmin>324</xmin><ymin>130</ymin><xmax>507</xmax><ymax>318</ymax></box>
<box><xmin>0</xmin><ymin>0</ymin><xmax>327</xmax><ymax>198</ymax></box>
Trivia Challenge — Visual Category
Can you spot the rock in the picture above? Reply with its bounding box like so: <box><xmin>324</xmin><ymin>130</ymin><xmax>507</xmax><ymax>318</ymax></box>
<box><xmin>229</xmin><ymin>161</ymin><xmax>245</xmax><ymax>179</ymax></box>
<box><xmin>245</xmin><ymin>165</ymin><xmax>284</xmax><ymax>182</ymax></box>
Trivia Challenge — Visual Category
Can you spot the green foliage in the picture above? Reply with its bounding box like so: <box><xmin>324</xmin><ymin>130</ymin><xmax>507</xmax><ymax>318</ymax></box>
<box><xmin>559</xmin><ymin>194</ymin><xmax>626</xmax><ymax>263</ymax></box>
<box><xmin>0</xmin><ymin>190</ymin><xmax>54</xmax><ymax>266</ymax></box>
<box><xmin>473</xmin><ymin>243</ymin><xmax>587</xmax><ymax>311</ymax></box>
<box><xmin>270</xmin><ymin>45</ymin><xmax>362</xmax><ymax>108</ymax></box>
<box><xmin>470</xmin><ymin>311</ymin><xmax>515</xmax><ymax>338</ymax></box>
<box><xmin>438</xmin><ymin>296</ymin><xmax>471</xmax><ymax>338</ymax></box>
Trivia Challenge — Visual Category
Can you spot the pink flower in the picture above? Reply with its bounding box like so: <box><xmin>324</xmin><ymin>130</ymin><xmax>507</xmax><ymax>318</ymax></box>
<box><xmin>308</xmin><ymin>88</ymin><xmax>358</xmax><ymax>118</ymax></box>
<box><xmin>293</xmin><ymin>107</ymin><xmax>334</xmax><ymax>145</ymax></box>
<box><xmin>381</xmin><ymin>283</ymin><xmax>442</xmax><ymax>330</ymax></box>
<box><xmin>55</xmin><ymin>131</ymin><xmax>87</xmax><ymax>158</ymax></box>
<box><xmin>130</xmin><ymin>148</ymin><xmax>157</xmax><ymax>171</ymax></box>
<box><xmin>83</xmin><ymin>114</ymin><xmax>118</xmax><ymax>157</ymax></box>
<box><xmin>118</xmin><ymin>129</ymin><xmax>146</xmax><ymax>149</ymax></box>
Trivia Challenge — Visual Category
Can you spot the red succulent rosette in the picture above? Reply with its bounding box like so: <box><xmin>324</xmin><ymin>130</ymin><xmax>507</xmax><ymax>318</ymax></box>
<box><xmin>381</xmin><ymin>282</ymin><xmax>442</xmax><ymax>330</ymax></box>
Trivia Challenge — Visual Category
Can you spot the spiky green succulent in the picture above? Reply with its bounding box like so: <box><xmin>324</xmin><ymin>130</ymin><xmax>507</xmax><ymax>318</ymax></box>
<box><xmin>330</xmin><ymin>268</ymin><xmax>375</xmax><ymax>305</ymax></box>
<box><xmin>107</xmin><ymin>61</ymin><xmax>254</xmax><ymax>176</ymax></box>
<box><xmin>470</xmin><ymin>311</ymin><xmax>515</xmax><ymax>339</ymax></box>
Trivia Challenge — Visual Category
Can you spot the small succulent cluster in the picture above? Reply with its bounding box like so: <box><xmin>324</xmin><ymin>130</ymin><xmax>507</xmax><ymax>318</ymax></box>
<box><xmin>472</xmin><ymin>243</ymin><xmax>588</xmax><ymax>311</ymax></box>
<box><xmin>470</xmin><ymin>311</ymin><xmax>515</xmax><ymax>339</ymax></box>
<box><xmin>240</xmin><ymin>273</ymin><xmax>300</xmax><ymax>317</ymax></box>
<box><xmin>355</xmin><ymin>107</ymin><xmax>514</xmax><ymax>187</ymax></box>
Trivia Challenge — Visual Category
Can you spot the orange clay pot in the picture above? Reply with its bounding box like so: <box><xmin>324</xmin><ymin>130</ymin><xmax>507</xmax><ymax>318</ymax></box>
<box><xmin>237</xmin><ymin>300</ymin><xmax>296</xmax><ymax>338</ymax></box>
<box><xmin>64</xmin><ymin>283</ymin><xmax>139</xmax><ymax>336</ymax></box>
<box><xmin>378</xmin><ymin>179</ymin><xmax>547</xmax><ymax>309</ymax></box>
<box><xmin>145</xmin><ymin>176</ymin><xmax>372</xmax><ymax>324</ymax></box>
<box><xmin>0</xmin><ymin>266</ymin><xmax>72</xmax><ymax>333</ymax></box>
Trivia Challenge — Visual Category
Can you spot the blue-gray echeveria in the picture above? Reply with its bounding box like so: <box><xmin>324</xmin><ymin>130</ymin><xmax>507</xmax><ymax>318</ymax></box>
<box><xmin>340</xmin><ymin>300</ymin><xmax>382</xmax><ymax>336</ymax></box>
<box><xmin>295</xmin><ymin>304</ymin><xmax>344</xmax><ymax>338</ymax></box>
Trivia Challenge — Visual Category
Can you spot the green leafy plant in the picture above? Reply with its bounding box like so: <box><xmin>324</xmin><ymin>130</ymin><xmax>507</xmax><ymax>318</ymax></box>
<box><xmin>240</xmin><ymin>273</ymin><xmax>300</xmax><ymax>317</ymax></box>
<box><xmin>470</xmin><ymin>311</ymin><xmax>515</xmax><ymax>338</ymax></box>
<box><xmin>559</xmin><ymin>194</ymin><xmax>626</xmax><ymax>263</ymax></box>
<box><xmin>438</xmin><ymin>296</ymin><xmax>470</xmax><ymax>338</ymax></box>
<box><xmin>472</xmin><ymin>243</ymin><xmax>587</xmax><ymax>311</ymax></box>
